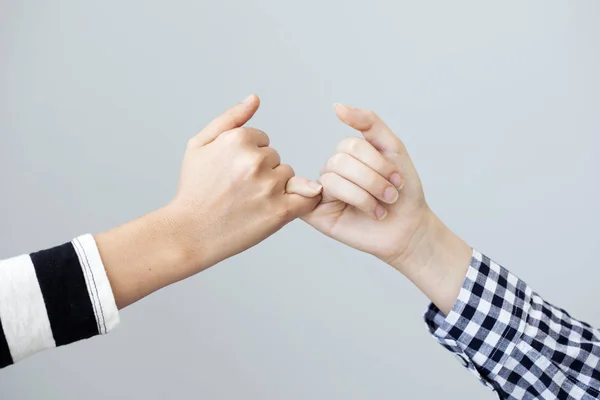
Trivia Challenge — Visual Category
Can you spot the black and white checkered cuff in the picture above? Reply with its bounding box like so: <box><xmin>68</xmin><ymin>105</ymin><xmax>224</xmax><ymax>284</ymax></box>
<box><xmin>424</xmin><ymin>250</ymin><xmax>533</xmax><ymax>388</ymax></box>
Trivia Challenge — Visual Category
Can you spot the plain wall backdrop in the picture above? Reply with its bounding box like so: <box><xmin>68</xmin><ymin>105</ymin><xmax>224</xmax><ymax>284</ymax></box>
<box><xmin>1</xmin><ymin>1</ymin><xmax>599</xmax><ymax>399</ymax></box>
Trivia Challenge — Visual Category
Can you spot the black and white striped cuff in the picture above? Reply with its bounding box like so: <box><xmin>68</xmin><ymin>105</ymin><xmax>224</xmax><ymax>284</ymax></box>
<box><xmin>0</xmin><ymin>234</ymin><xmax>119</xmax><ymax>368</ymax></box>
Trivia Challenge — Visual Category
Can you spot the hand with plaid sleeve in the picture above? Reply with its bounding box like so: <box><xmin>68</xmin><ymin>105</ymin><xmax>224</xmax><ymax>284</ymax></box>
<box><xmin>303</xmin><ymin>104</ymin><xmax>600</xmax><ymax>399</ymax></box>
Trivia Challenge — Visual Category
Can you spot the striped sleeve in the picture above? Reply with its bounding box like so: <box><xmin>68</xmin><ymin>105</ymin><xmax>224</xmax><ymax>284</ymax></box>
<box><xmin>0</xmin><ymin>234</ymin><xmax>119</xmax><ymax>368</ymax></box>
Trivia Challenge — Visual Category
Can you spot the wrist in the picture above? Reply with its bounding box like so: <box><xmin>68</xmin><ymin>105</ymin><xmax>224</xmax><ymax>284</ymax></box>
<box><xmin>152</xmin><ymin>204</ymin><xmax>218</xmax><ymax>279</ymax></box>
<box><xmin>387</xmin><ymin>209</ymin><xmax>440</xmax><ymax>273</ymax></box>
<box><xmin>96</xmin><ymin>206</ymin><xmax>210</xmax><ymax>308</ymax></box>
<box><xmin>388</xmin><ymin>211</ymin><xmax>472</xmax><ymax>315</ymax></box>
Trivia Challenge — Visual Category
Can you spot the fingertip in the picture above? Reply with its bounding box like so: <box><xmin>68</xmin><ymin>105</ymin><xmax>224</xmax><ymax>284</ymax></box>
<box><xmin>334</xmin><ymin>103</ymin><xmax>373</xmax><ymax>132</ymax></box>
<box><xmin>238</xmin><ymin>94</ymin><xmax>260</xmax><ymax>123</ymax></box>
<box><xmin>195</xmin><ymin>95</ymin><xmax>262</xmax><ymax>146</ymax></box>
<box><xmin>242</xmin><ymin>94</ymin><xmax>260</xmax><ymax>113</ymax></box>
<box><xmin>286</xmin><ymin>177</ymin><xmax>322</xmax><ymax>198</ymax></box>
<box><xmin>307</xmin><ymin>180</ymin><xmax>323</xmax><ymax>195</ymax></box>
<box><xmin>383</xmin><ymin>186</ymin><xmax>399</xmax><ymax>204</ymax></box>
<box><xmin>389</xmin><ymin>172</ymin><xmax>403</xmax><ymax>188</ymax></box>
<box><xmin>333</xmin><ymin>103</ymin><xmax>352</xmax><ymax>122</ymax></box>
<box><xmin>375</xmin><ymin>204</ymin><xmax>388</xmax><ymax>220</ymax></box>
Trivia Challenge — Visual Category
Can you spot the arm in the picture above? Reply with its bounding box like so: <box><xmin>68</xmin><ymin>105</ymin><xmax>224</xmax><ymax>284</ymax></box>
<box><xmin>0</xmin><ymin>95</ymin><xmax>322</xmax><ymax>369</ymax></box>
<box><xmin>303</xmin><ymin>104</ymin><xmax>600</xmax><ymax>399</ymax></box>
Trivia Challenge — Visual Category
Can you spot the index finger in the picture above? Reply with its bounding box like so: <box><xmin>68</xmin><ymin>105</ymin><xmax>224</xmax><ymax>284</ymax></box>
<box><xmin>194</xmin><ymin>95</ymin><xmax>260</xmax><ymax>146</ymax></box>
<box><xmin>334</xmin><ymin>103</ymin><xmax>406</xmax><ymax>155</ymax></box>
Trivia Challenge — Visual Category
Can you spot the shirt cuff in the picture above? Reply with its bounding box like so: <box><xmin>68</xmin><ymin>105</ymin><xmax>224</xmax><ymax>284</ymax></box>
<box><xmin>71</xmin><ymin>234</ymin><xmax>120</xmax><ymax>336</ymax></box>
<box><xmin>0</xmin><ymin>234</ymin><xmax>119</xmax><ymax>367</ymax></box>
<box><xmin>423</xmin><ymin>249</ymin><xmax>533</xmax><ymax>388</ymax></box>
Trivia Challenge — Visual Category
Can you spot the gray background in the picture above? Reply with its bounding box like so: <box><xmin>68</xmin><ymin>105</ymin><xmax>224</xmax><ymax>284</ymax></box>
<box><xmin>1</xmin><ymin>1</ymin><xmax>599</xmax><ymax>399</ymax></box>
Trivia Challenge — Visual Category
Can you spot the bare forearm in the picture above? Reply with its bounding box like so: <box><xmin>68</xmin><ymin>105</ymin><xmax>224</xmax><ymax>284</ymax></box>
<box><xmin>389</xmin><ymin>211</ymin><xmax>471</xmax><ymax>316</ymax></box>
<box><xmin>94</xmin><ymin>207</ymin><xmax>204</xmax><ymax>309</ymax></box>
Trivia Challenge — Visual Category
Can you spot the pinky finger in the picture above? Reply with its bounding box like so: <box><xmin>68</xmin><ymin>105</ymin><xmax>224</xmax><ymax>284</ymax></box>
<box><xmin>285</xmin><ymin>176</ymin><xmax>323</xmax><ymax>198</ymax></box>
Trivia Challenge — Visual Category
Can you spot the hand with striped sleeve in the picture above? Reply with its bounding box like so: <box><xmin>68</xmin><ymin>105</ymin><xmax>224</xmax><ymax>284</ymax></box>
<box><xmin>302</xmin><ymin>104</ymin><xmax>600</xmax><ymax>399</ymax></box>
<box><xmin>95</xmin><ymin>94</ymin><xmax>322</xmax><ymax>309</ymax></box>
<box><xmin>0</xmin><ymin>94</ymin><xmax>322</xmax><ymax>369</ymax></box>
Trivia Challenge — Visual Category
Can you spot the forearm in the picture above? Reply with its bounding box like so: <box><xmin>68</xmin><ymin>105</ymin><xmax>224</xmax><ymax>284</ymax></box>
<box><xmin>389</xmin><ymin>212</ymin><xmax>600</xmax><ymax>398</ymax></box>
<box><xmin>312</xmin><ymin>103</ymin><xmax>600</xmax><ymax>397</ymax></box>
<box><xmin>421</xmin><ymin>247</ymin><xmax>600</xmax><ymax>398</ymax></box>
<box><xmin>94</xmin><ymin>206</ymin><xmax>213</xmax><ymax>309</ymax></box>
<box><xmin>389</xmin><ymin>210</ymin><xmax>471</xmax><ymax>315</ymax></box>
<box><xmin>0</xmin><ymin>95</ymin><xmax>319</xmax><ymax>370</ymax></box>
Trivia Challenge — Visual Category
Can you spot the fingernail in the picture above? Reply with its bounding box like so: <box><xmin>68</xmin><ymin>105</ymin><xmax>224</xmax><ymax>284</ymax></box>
<box><xmin>383</xmin><ymin>186</ymin><xmax>399</xmax><ymax>203</ymax></box>
<box><xmin>390</xmin><ymin>172</ymin><xmax>403</xmax><ymax>188</ymax></box>
<box><xmin>308</xmin><ymin>181</ymin><xmax>322</xmax><ymax>192</ymax></box>
<box><xmin>242</xmin><ymin>95</ymin><xmax>254</xmax><ymax>105</ymax></box>
<box><xmin>375</xmin><ymin>204</ymin><xmax>387</xmax><ymax>220</ymax></box>
<box><xmin>334</xmin><ymin>103</ymin><xmax>350</xmax><ymax>111</ymax></box>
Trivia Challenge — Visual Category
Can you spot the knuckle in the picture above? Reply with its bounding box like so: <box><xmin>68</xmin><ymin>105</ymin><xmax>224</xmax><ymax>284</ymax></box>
<box><xmin>242</xmin><ymin>156</ymin><xmax>264</xmax><ymax>176</ymax></box>
<box><xmin>366</xmin><ymin>174</ymin><xmax>382</xmax><ymax>192</ymax></box>
<box><xmin>336</xmin><ymin>137</ymin><xmax>350</xmax><ymax>152</ymax></box>
<box><xmin>244</xmin><ymin>127</ymin><xmax>270</xmax><ymax>146</ymax></box>
<box><xmin>379</xmin><ymin>159</ymin><xmax>394</xmax><ymax>174</ymax></box>
<box><xmin>281</xmin><ymin>163</ymin><xmax>294</xmax><ymax>177</ymax></box>
<box><xmin>339</xmin><ymin>136</ymin><xmax>363</xmax><ymax>153</ymax></box>
<box><xmin>223</xmin><ymin>129</ymin><xmax>245</xmax><ymax>145</ymax></box>
<box><xmin>362</xmin><ymin>195</ymin><xmax>377</xmax><ymax>212</ymax></box>
<box><xmin>270</xmin><ymin>149</ymin><xmax>282</xmax><ymax>164</ymax></box>
<box><xmin>219</xmin><ymin>130</ymin><xmax>235</xmax><ymax>143</ymax></box>
<box><xmin>260</xmin><ymin>130</ymin><xmax>270</xmax><ymax>144</ymax></box>
<box><xmin>328</xmin><ymin>152</ymin><xmax>348</xmax><ymax>171</ymax></box>
<box><xmin>236</xmin><ymin>151</ymin><xmax>263</xmax><ymax>177</ymax></box>
<box><xmin>245</xmin><ymin>126</ymin><xmax>259</xmax><ymax>137</ymax></box>
<box><xmin>186</xmin><ymin>137</ymin><xmax>200</xmax><ymax>149</ymax></box>
<box><xmin>361</xmin><ymin>109</ymin><xmax>378</xmax><ymax>125</ymax></box>
<box><xmin>364</xmin><ymin>109</ymin><xmax>377</xmax><ymax>119</ymax></box>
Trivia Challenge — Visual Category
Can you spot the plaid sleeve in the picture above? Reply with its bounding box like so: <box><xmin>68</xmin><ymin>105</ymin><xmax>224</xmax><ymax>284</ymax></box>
<box><xmin>424</xmin><ymin>250</ymin><xmax>600</xmax><ymax>399</ymax></box>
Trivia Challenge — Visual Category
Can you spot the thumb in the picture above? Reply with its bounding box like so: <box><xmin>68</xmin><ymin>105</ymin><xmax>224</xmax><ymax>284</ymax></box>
<box><xmin>333</xmin><ymin>103</ymin><xmax>406</xmax><ymax>155</ymax></box>
<box><xmin>195</xmin><ymin>94</ymin><xmax>260</xmax><ymax>146</ymax></box>
<box><xmin>284</xmin><ymin>177</ymin><xmax>323</xmax><ymax>217</ymax></box>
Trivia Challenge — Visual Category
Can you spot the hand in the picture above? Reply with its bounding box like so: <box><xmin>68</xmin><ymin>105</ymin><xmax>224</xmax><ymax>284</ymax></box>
<box><xmin>303</xmin><ymin>104</ymin><xmax>471</xmax><ymax>313</ymax></box>
<box><xmin>97</xmin><ymin>95</ymin><xmax>322</xmax><ymax>308</ymax></box>
<box><xmin>303</xmin><ymin>103</ymin><xmax>430</xmax><ymax>267</ymax></box>
<box><xmin>166</xmin><ymin>94</ymin><xmax>322</xmax><ymax>278</ymax></box>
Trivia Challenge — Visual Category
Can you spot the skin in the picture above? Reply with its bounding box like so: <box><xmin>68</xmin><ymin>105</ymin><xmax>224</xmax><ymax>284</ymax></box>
<box><xmin>95</xmin><ymin>95</ymin><xmax>323</xmax><ymax>309</ymax></box>
<box><xmin>95</xmin><ymin>97</ymin><xmax>472</xmax><ymax>315</ymax></box>
<box><xmin>303</xmin><ymin>103</ymin><xmax>472</xmax><ymax>315</ymax></box>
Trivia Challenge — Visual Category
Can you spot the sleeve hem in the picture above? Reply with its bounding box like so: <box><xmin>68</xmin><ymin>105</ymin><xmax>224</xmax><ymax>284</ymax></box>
<box><xmin>72</xmin><ymin>234</ymin><xmax>120</xmax><ymax>335</ymax></box>
<box><xmin>424</xmin><ymin>249</ymin><xmax>532</xmax><ymax>380</ymax></box>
